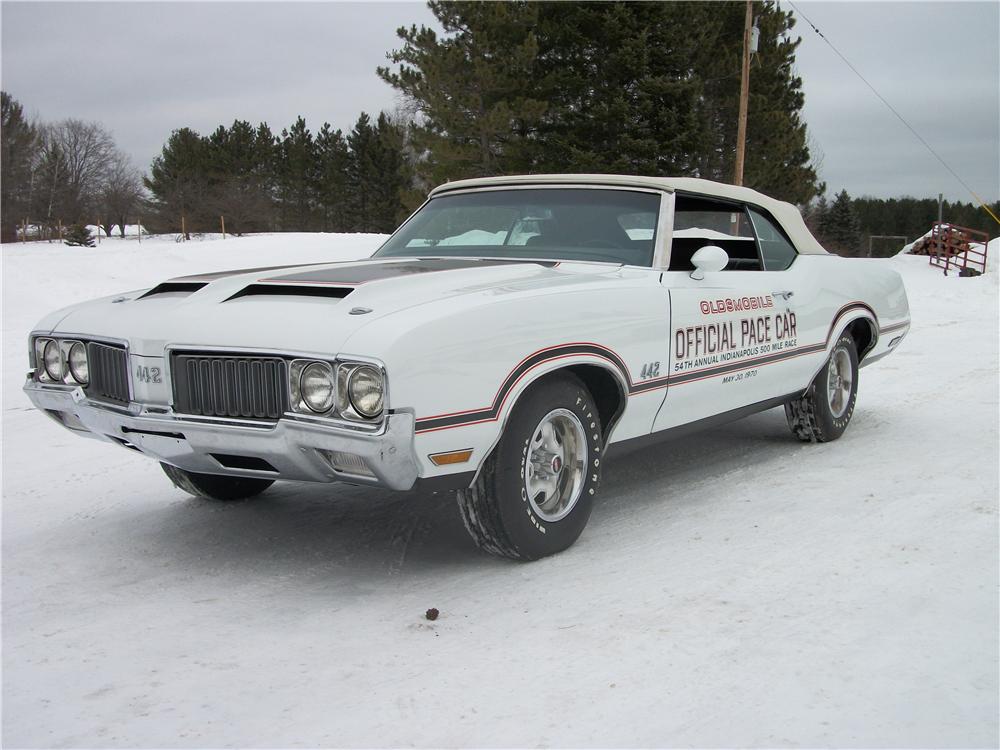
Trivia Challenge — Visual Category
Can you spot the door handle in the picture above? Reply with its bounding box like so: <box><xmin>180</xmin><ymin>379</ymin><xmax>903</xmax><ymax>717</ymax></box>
<box><xmin>773</xmin><ymin>291</ymin><xmax>794</xmax><ymax>300</ymax></box>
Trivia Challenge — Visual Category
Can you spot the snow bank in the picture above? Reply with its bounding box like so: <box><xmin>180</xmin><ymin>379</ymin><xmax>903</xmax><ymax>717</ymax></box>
<box><xmin>84</xmin><ymin>223</ymin><xmax>148</xmax><ymax>238</ymax></box>
<box><xmin>986</xmin><ymin>236</ymin><xmax>999</xmax><ymax>274</ymax></box>
<box><xmin>2</xmin><ymin>237</ymin><xmax>997</xmax><ymax>747</ymax></box>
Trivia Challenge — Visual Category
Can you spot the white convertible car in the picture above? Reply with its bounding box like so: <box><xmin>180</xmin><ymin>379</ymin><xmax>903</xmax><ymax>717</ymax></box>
<box><xmin>24</xmin><ymin>175</ymin><xmax>910</xmax><ymax>560</ymax></box>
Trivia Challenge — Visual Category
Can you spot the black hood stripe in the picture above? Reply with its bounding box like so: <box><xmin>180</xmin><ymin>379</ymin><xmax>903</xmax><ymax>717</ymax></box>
<box><xmin>260</xmin><ymin>258</ymin><xmax>553</xmax><ymax>286</ymax></box>
<box><xmin>168</xmin><ymin>257</ymin><xmax>550</xmax><ymax>286</ymax></box>
<box><xmin>170</xmin><ymin>261</ymin><xmax>329</xmax><ymax>283</ymax></box>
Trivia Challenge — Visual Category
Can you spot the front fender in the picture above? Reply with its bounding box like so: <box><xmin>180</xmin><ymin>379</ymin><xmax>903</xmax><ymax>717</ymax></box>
<box><xmin>345</xmin><ymin>276</ymin><xmax>670</xmax><ymax>482</ymax></box>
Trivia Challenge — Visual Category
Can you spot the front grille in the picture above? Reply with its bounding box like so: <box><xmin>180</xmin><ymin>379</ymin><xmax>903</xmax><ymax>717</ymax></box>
<box><xmin>171</xmin><ymin>354</ymin><xmax>288</xmax><ymax>420</ymax></box>
<box><xmin>86</xmin><ymin>342</ymin><xmax>130</xmax><ymax>404</ymax></box>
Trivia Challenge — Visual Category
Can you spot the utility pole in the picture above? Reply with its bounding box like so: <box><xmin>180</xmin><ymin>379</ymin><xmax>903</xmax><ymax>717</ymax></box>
<box><xmin>734</xmin><ymin>0</ymin><xmax>754</xmax><ymax>187</ymax></box>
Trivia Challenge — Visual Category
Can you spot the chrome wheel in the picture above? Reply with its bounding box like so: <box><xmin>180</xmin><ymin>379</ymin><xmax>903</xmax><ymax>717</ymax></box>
<box><xmin>524</xmin><ymin>408</ymin><xmax>587</xmax><ymax>522</ymax></box>
<box><xmin>827</xmin><ymin>347</ymin><xmax>853</xmax><ymax>418</ymax></box>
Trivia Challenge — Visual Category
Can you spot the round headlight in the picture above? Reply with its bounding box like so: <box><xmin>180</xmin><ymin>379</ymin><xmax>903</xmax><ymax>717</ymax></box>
<box><xmin>348</xmin><ymin>366</ymin><xmax>384</xmax><ymax>418</ymax></box>
<box><xmin>43</xmin><ymin>339</ymin><xmax>63</xmax><ymax>381</ymax></box>
<box><xmin>300</xmin><ymin>362</ymin><xmax>335</xmax><ymax>413</ymax></box>
<box><xmin>68</xmin><ymin>341</ymin><xmax>89</xmax><ymax>384</ymax></box>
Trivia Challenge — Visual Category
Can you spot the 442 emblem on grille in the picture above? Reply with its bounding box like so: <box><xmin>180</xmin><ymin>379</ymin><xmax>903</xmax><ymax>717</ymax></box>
<box><xmin>135</xmin><ymin>365</ymin><xmax>162</xmax><ymax>384</ymax></box>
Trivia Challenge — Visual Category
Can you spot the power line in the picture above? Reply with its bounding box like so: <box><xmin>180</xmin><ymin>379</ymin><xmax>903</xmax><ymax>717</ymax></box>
<box><xmin>788</xmin><ymin>0</ymin><xmax>1000</xmax><ymax>226</ymax></box>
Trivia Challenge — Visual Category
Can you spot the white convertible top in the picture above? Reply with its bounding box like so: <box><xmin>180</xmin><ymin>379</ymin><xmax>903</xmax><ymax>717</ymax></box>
<box><xmin>430</xmin><ymin>174</ymin><xmax>829</xmax><ymax>255</ymax></box>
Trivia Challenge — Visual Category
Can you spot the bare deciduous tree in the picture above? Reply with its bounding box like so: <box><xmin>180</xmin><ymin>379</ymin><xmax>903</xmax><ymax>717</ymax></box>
<box><xmin>34</xmin><ymin>135</ymin><xmax>71</xmax><ymax>229</ymax></box>
<box><xmin>98</xmin><ymin>152</ymin><xmax>145</xmax><ymax>237</ymax></box>
<box><xmin>45</xmin><ymin>119</ymin><xmax>116</xmax><ymax>221</ymax></box>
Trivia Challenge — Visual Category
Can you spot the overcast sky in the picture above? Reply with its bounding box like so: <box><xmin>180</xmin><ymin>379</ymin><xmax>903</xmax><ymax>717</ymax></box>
<box><xmin>2</xmin><ymin>1</ymin><xmax>997</xmax><ymax>203</ymax></box>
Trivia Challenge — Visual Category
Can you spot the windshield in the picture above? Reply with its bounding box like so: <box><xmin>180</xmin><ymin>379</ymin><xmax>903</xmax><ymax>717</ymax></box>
<box><xmin>375</xmin><ymin>188</ymin><xmax>661</xmax><ymax>266</ymax></box>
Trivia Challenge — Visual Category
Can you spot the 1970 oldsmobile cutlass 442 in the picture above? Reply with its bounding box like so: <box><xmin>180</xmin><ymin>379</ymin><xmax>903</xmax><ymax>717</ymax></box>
<box><xmin>24</xmin><ymin>175</ymin><xmax>910</xmax><ymax>560</ymax></box>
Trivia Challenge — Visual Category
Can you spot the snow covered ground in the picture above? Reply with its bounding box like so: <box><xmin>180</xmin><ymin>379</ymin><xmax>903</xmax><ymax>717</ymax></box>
<box><xmin>2</xmin><ymin>234</ymin><xmax>997</xmax><ymax>748</ymax></box>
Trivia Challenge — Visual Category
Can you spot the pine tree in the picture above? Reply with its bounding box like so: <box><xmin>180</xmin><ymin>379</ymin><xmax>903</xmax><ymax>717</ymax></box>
<box><xmin>145</xmin><ymin>128</ymin><xmax>211</xmax><ymax>235</ymax></box>
<box><xmin>1</xmin><ymin>92</ymin><xmax>40</xmax><ymax>243</ymax></box>
<box><xmin>251</xmin><ymin>123</ymin><xmax>279</xmax><ymax>230</ymax></box>
<box><xmin>275</xmin><ymin>117</ymin><xmax>318</xmax><ymax>231</ymax></box>
<box><xmin>370</xmin><ymin>113</ymin><xmax>412</xmax><ymax>232</ymax></box>
<box><xmin>63</xmin><ymin>223</ymin><xmax>94</xmax><ymax>247</ymax></box>
<box><xmin>378</xmin><ymin>1</ymin><xmax>820</xmax><ymax>203</ymax></box>
<box><xmin>686</xmin><ymin>2</ymin><xmax>817</xmax><ymax>202</ymax></box>
<box><xmin>530</xmin><ymin>2</ymin><xmax>706</xmax><ymax>175</ymax></box>
<box><xmin>346</xmin><ymin>113</ymin><xmax>379</xmax><ymax>232</ymax></box>
<box><xmin>804</xmin><ymin>193</ymin><xmax>829</xmax><ymax>237</ymax></box>
<box><xmin>315</xmin><ymin>123</ymin><xmax>351</xmax><ymax>231</ymax></box>
<box><xmin>205</xmin><ymin>120</ymin><xmax>274</xmax><ymax>233</ymax></box>
<box><xmin>820</xmin><ymin>189</ymin><xmax>862</xmax><ymax>255</ymax></box>
<box><xmin>378</xmin><ymin>1</ymin><xmax>547</xmax><ymax>184</ymax></box>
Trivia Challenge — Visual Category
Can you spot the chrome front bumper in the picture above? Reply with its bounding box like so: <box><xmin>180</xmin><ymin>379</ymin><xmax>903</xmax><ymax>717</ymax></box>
<box><xmin>23</xmin><ymin>379</ymin><xmax>421</xmax><ymax>490</ymax></box>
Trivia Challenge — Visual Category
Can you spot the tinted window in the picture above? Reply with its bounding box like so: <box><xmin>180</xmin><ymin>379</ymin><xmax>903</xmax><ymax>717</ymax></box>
<box><xmin>748</xmin><ymin>207</ymin><xmax>798</xmax><ymax>271</ymax></box>
<box><xmin>376</xmin><ymin>189</ymin><xmax>661</xmax><ymax>266</ymax></box>
<box><xmin>669</xmin><ymin>195</ymin><xmax>762</xmax><ymax>271</ymax></box>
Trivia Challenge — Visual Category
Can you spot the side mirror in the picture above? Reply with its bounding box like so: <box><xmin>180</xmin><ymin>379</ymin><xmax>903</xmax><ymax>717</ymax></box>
<box><xmin>690</xmin><ymin>245</ymin><xmax>729</xmax><ymax>280</ymax></box>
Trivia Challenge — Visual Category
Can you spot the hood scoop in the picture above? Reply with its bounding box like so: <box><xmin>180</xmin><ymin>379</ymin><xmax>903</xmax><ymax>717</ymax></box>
<box><xmin>138</xmin><ymin>282</ymin><xmax>208</xmax><ymax>299</ymax></box>
<box><xmin>224</xmin><ymin>284</ymin><xmax>355</xmax><ymax>301</ymax></box>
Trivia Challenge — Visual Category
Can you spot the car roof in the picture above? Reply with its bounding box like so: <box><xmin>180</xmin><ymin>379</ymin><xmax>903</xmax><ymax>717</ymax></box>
<box><xmin>429</xmin><ymin>174</ymin><xmax>828</xmax><ymax>255</ymax></box>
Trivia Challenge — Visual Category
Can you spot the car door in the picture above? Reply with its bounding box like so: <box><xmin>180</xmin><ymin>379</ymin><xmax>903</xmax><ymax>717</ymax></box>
<box><xmin>652</xmin><ymin>195</ymin><xmax>824</xmax><ymax>432</ymax></box>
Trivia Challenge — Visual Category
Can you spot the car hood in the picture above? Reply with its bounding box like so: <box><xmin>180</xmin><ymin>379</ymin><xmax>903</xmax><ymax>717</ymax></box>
<box><xmin>46</xmin><ymin>257</ymin><xmax>626</xmax><ymax>357</ymax></box>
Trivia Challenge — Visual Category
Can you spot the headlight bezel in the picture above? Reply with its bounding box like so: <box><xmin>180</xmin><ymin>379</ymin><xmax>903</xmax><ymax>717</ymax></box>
<box><xmin>297</xmin><ymin>361</ymin><xmax>336</xmax><ymax>414</ymax></box>
<box><xmin>346</xmin><ymin>365</ymin><xmax>385</xmax><ymax>419</ymax></box>
<box><xmin>289</xmin><ymin>357</ymin><xmax>387</xmax><ymax>424</ymax></box>
<box><xmin>33</xmin><ymin>337</ymin><xmax>90</xmax><ymax>385</ymax></box>
<box><xmin>43</xmin><ymin>338</ymin><xmax>64</xmax><ymax>381</ymax></box>
<box><xmin>33</xmin><ymin>337</ymin><xmax>58</xmax><ymax>382</ymax></box>
<box><xmin>65</xmin><ymin>340</ymin><xmax>89</xmax><ymax>385</ymax></box>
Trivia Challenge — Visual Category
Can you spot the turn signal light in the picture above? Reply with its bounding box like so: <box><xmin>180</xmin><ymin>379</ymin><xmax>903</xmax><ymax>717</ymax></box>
<box><xmin>429</xmin><ymin>449</ymin><xmax>473</xmax><ymax>466</ymax></box>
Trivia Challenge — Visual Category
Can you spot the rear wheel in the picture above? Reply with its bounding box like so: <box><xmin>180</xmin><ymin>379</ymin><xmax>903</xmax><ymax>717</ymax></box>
<box><xmin>160</xmin><ymin>463</ymin><xmax>274</xmax><ymax>501</ymax></box>
<box><xmin>785</xmin><ymin>332</ymin><xmax>859</xmax><ymax>442</ymax></box>
<box><xmin>457</xmin><ymin>375</ymin><xmax>602</xmax><ymax>561</ymax></box>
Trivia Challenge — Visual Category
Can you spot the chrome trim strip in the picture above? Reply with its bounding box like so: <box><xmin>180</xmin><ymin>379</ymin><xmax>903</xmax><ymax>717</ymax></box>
<box><xmin>653</xmin><ymin>191</ymin><xmax>676</xmax><ymax>271</ymax></box>
<box><xmin>373</xmin><ymin>183</ymin><xmax>670</xmax><ymax>269</ymax></box>
<box><xmin>426</xmin><ymin>183</ymin><xmax>666</xmax><ymax>197</ymax></box>
<box><xmin>30</xmin><ymin>330</ymin><xmax>130</xmax><ymax>350</ymax></box>
<box><xmin>371</xmin><ymin>197</ymin><xmax>431</xmax><ymax>255</ymax></box>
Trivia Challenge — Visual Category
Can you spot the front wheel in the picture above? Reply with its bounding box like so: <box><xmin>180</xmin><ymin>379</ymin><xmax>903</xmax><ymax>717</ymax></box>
<box><xmin>161</xmin><ymin>463</ymin><xmax>274</xmax><ymax>501</ymax></box>
<box><xmin>457</xmin><ymin>375</ymin><xmax>603</xmax><ymax>561</ymax></box>
<box><xmin>785</xmin><ymin>332</ymin><xmax>859</xmax><ymax>442</ymax></box>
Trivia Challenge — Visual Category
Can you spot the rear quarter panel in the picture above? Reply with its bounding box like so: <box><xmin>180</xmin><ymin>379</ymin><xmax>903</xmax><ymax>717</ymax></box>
<box><xmin>799</xmin><ymin>255</ymin><xmax>910</xmax><ymax>377</ymax></box>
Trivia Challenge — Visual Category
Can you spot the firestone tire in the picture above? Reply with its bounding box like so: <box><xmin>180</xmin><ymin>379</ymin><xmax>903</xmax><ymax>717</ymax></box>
<box><xmin>457</xmin><ymin>375</ymin><xmax>603</xmax><ymax>561</ymax></box>
<box><xmin>160</xmin><ymin>462</ymin><xmax>274</xmax><ymax>501</ymax></box>
<box><xmin>785</xmin><ymin>333</ymin><xmax>859</xmax><ymax>443</ymax></box>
